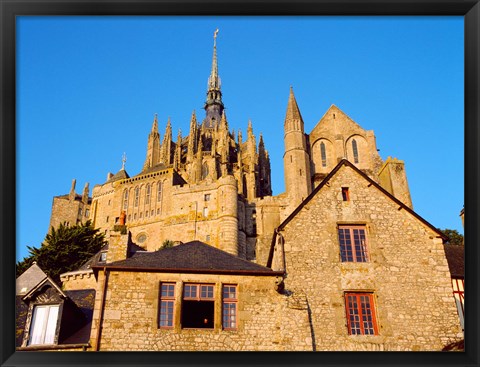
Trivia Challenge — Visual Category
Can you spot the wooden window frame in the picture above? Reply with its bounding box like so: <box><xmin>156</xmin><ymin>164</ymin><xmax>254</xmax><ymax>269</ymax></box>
<box><xmin>338</xmin><ymin>225</ymin><xmax>368</xmax><ymax>262</ymax></box>
<box><xmin>183</xmin><ymin>284</ymin><xmax>214</xmax><ymax>301</ymax></box>
<box><xmin>159</xmin><ymin>282</ymin><xmax>175</xmax><ymax>329</ymax></box>
<box><xmin>345</xmin><ymin>292</ymin><xmax>378</xmax><ymax>336</ymax></box>
<box><xmin>222</xmin><ymin>284</ymin><xmax>238</xmax><ymax>330</ymax></box>
<box><xmin>28</xmin><ymin>304</ymin><xmax>60</xmax><ymax>346</ymax></box>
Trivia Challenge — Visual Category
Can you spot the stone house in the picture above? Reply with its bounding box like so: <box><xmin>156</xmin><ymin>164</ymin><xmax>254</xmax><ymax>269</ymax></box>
<box><xmin>17</xmin><ymin>30</ymin><xmax>463</xmax><ymax>351</ymax></box>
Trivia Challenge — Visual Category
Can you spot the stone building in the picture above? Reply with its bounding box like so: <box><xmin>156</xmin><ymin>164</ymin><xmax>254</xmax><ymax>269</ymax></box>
<box><xmin>18</xmin><ymin>31</ymin><xmax>463</xmax><ymax>351</ymax></box>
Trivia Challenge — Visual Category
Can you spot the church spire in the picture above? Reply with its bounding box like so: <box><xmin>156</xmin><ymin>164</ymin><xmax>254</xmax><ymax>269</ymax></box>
<box><xmin>204</xmin><ymin>28</ymin><xmax>224</xmax><ymax>129</ymax></box>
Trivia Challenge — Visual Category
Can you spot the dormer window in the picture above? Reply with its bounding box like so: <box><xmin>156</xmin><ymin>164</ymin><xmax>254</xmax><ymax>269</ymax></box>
<box><xmin>28</xmin><ymin>304</ymin><xmax>60</xmax><ymax>345</ymax></box>
<box><xmin>99</xmin><ymin>252</ymin><xmax>107</xmax><ymax>262</ymax></box>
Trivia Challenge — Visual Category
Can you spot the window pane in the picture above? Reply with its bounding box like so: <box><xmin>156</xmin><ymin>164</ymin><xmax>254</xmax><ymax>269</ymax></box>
<box><xmin>29</xmin><ymin>306</ymin><xmax>47</xmax><ymax>345</ymax></box>
<box><xmin>44</xmin><ymin>305</ymin><xmax>59</xmax><ymax>344</ymax></box>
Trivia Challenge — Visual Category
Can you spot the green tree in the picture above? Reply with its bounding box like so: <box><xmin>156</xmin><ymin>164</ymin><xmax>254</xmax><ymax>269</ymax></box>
<box><xmin>439</xmin><ymin>228</ymin><xmax>464</xmax><ymax>246</ymax></box>
<box><xmin>157</xmin><ymin>239</ymin><xmax>174</xmax><ymax>251</ymax></box>
<box><xmin>16</xmin><ymin>220</ymin><xmax>107</xmax><ymax>283</ymax></box>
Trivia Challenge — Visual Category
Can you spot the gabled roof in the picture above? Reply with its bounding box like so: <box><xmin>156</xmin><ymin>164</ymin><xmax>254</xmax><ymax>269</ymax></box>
<box><xmin>92</xmin><ymin>241</ymin><xmax>282</xmax><ymax>276</ymax></box>
<box><xmin>267</xmin><ymin>159</ymin><xmax>446</xmax><ymax>267</ymax></box>
<box><xmin>22</xmin><ymin>276</ymin><xmax>67</xmax><ymax>301</ymax></box>
<box><xmin>443</xmin><ymin>245</ymin><xmax>464</xmax><ymax>278</ymax></box>
<box><xmin>16</xmin><ymin>262</ymin><xmax>48</xmax><ymax>296</ymax></box>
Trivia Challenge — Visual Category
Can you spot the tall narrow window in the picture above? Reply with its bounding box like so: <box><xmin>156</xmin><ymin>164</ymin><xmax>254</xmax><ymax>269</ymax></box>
<box><xmin>182</xmin><ymin>284</ymin><xmax>214</xmax><ymax>329</ymax></box>
<box><xmin>320</xmin><ymin>142</ymin><xmax>327</xmax><ymax>167</ymax></box>
<box><xmin>342</xmin><ymin>187</ymin><xmax>350</xmax><ymax>201</ymax></box>
<box><xmin>123</xmin><ymin>189</ymin><xmax>129</xmax><ymax>210</ymax></box>
<box><xmin>28</xmin><ymin>304</ymin><xmax>60</xmax><ymax>345</ymax></box>
<box><xmin>338</xmin><ymin>225</ymin><xmax>368</xmax><ymax>262</ymax></box>
<box><xmin>157</xmin><ymin>182</ymin><xmax>162</xmax><ymax>202</ymax></box>
<box><xmin>222</xmin><ymin>285</ymin><xmax>237</xmax><ymax>330</ymax></box>
<box><xmin>345</xmin><ymin>293</ymin><xmax>378</xmax><ymax>335</ymax></box>
<box><xmin>145</xmin><ymin>184</ymin><xmax>151</xmax><ymax>205</ymax></box>
<box><xmin>134</xmin><ymin>187</ymin><xmax>140</xmax><ymax>207</ymax></box>
<box><xmin>352</xmin><ymin>139</ymin><xmax>359</xmax><ymax>164</ymax></box>
<box><xmin>159</xmin><ymin>283</ymin><xmax>175</xmax><ymax>328</ymax></box>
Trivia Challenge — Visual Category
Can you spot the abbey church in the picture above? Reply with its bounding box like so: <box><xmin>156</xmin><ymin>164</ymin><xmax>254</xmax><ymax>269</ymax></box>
<box><xmin>16</xmin><ymin>32</ymin><xmax>463</xmax><ymax>352</ymax></box>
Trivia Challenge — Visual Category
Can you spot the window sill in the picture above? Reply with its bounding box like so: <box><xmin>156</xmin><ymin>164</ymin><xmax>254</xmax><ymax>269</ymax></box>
<box><xmin>17</xmin><ymin>343</ymin><xmax>90</xmax><ymax>351</ymax></box>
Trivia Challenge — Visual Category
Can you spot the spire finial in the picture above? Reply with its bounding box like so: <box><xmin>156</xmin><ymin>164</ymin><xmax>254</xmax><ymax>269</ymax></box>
<box><xmin>214</xmin><ymin>28</ymin><xmax>219</xmax><ymax>47</ymax></box>
<box><xmin>122</xmin><ymin>152</ymin><xmax>127</xmax><ymax>170</ymax></box>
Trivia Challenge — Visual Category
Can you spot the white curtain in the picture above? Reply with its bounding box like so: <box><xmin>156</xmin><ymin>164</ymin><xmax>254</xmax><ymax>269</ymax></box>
<box><xmin>28</xmin><ymin>305</ymin><xmax>59</xmax><ymax>345</ymax></box>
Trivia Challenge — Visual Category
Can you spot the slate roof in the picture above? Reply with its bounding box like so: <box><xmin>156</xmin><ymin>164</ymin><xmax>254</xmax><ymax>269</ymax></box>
<box><xmin>76</xmin><ymin>242</ymin><xmax>145</xmax><ymax>271</ymax></box>
<box><xmin>16</xmin><ymin>263</ymin><xmax>47</xmax><ymax>296</ymax></box>
<box><xmin>93</xmin><ymin>241</ymin><xmax>281</xmax><ymax>276</ymax></box>
<box><xmin>61</xmin><ymin>289</ymin><xmax>96</xmax><ymax>345</ymax></box>
<box><xmin>443</xmin><ymin>245</ymin><xmax>464</xmax><ymax>278</ymax></box>
<box><xmin>106</xmin><ymin>168</ymin><xmax>130</xmax><ymax>182</ymax></box>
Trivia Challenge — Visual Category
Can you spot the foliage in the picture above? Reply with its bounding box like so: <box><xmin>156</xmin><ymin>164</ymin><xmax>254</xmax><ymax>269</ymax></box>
<box><xmin>16</xmin><ymin>220</ymin><xmax>107</xmax><ymax>283</ymax></box>
<box><xmin>439</xmin><ymin>228</ymin><xmax>464</xmax><ymax>246</ymax></box>
<box><xmin>158</xmin><ymin>239</ymin><xmax>174</xmax><ymax>250</ymax></box>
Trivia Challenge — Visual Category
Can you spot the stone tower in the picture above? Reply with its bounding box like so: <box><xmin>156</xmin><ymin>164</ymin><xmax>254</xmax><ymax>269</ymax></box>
<box><xmin>283</xmin><ymin>87</ymin><xmax>312</xmax><ymax>208</ymax></box>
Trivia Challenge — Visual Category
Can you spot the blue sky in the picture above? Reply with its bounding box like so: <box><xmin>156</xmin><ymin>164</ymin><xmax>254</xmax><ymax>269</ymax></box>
<box><xmin>16</xmin><ymin>16</ymin><xmax>464</xmax><ymax>262</ymax></box>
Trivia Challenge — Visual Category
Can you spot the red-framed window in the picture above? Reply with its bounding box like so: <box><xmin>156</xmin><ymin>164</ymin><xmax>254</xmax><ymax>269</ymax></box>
<box><xmin>159</xmin><ymin>283</ymin><xmax>175</xmax><ymax>328</ymax></box>
<box><xmin>338</xmin><ymin>225</ymin><xmax>368</xmax><ymax>262</ymax></box>
<box><xmin>182</xmin><ymin>284</ymin><xmax>215</xmax><ymax>329</ymax></box>
<box><xmin>345</xmin><ymin>292</ymin><xmax>378</xmax><ymax>335</ymax></box>
<box><xmin>222</xmin><ymin>285</ymin><xmax>237</xmax><ymax>330</ymax></box>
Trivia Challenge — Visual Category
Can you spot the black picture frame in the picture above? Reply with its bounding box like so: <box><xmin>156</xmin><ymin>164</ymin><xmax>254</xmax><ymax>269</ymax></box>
<box><xmin>1</xmin><ymin>1</ymin><xmax>478</xmax><ymax>366</ymax></box>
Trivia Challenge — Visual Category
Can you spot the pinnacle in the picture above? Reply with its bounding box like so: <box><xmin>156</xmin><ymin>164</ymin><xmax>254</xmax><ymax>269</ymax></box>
<box><xmin>285</xmin><ymin>87</ymin><xmax>303</xmax><ymax>122</ymax></box>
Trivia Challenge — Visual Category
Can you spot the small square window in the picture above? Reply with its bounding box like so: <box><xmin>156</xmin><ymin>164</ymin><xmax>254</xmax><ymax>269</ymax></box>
<box><xmin>99</xmin><ymin>252</ymin><xmax>107</xmax><ymax>262</ymax></box>
<box><xmin>204</xmin><ymin>194</ymin><xmax>211</xmax><ymax>201</ymax></box>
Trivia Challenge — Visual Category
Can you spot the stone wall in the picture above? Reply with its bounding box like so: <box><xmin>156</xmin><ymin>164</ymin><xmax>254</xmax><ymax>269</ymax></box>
<box><xmin>276</xmin><ymin>164</ymin><xmax>462</xmax><ymax>351</ymax></box>
<box><xmin>89</xmin><ymin>271</ymin><xmax>313</xmax><ymax>351</ymax></box>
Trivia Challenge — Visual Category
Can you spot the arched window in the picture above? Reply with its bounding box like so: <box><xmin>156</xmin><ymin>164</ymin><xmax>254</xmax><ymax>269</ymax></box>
<box><xmin>145</xmin><ymin>184</ymin><xmax>151</xmax><ymax>205</ymax></box>
<box><xmin>134</xmin><ymin>187</ymin><xmax>140</xmax><ymax>207</ymax></box>
<box><xmin>202</xmin><ymin>162</ymin><xmax>209</xmax><ymax>180</ymax></box>
<box><xmin>352</xmin><ymin>139</ymin><xmax>359</xmax><ymax>164</ymax></box>
<box><xmin>320</xmin><ymin>142</ymin><xmax>327</xmax><ymax>167</ymax></box>
<box><xmin>157</xmin><ymin>182</ymin><xmax>162</xmax><ymax>202</ymax></box>
<box><xmin>123</xmin><ymin>189</ymin><xmax>129</xmax><ymax>210</ymax></box>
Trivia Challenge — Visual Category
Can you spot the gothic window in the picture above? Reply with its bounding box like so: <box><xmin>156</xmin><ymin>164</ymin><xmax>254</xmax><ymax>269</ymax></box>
<box><xmin>352</xmin><ymin>139</ymin><xmax>359</xmax><ymax>164</ymax></box>
<box><xmin>202</xmin><ymin>163</ymin><xmax>209</xmax><ymax>180</ymax></box>
<box><xmin>222</xmin><ymin>285</ymin><xmax>237</xmax><ymax>330</ymax></box>
<box><xmin>157</xmin><ymin>182</ymin><xmax>162</xmax><ymax>202</ymax></box>
<box><xmin>28</xmin><ymin>304</ymin><xmax>60</xmax><ymax>345</ymax></box>
<box><xmin>145</xmin><ymin>184</ymin><xmax>151</xmax><ymax>205</ymax></box>
<box><xmin>338</xmin><ymin>225</ymin><xmax>368</xmax><ymax>262</ymax></box>
<box><xmin>345</xmin><ymin>293</ymin><xmax>378</xmax><ymax>335</ymax></box>
<box><xmin>123</xmin><ymin>189</ymin><xmax>129</xmax><ymax>210</ymax></box>
<box><xmin>134</xmin><ymin>187</ymin><xmax>140</xmax><ymax>207</ymax></box>
<box><xmin>182</xmin><ymin>284</ymin><xmax>215</xmax><ymax>329</ymax></box>
<box><xmin>320</xmin><ymin>142</ymin><xmax>327</xmax><ymax>167</ymax></box>
<box><xmin>159</xmin><ymin>283</ymin><xmax>175</xmax><ymax>329</ymax></box>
